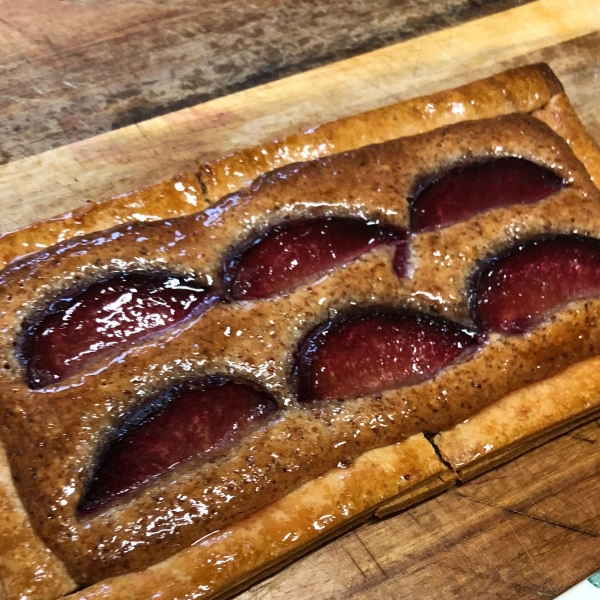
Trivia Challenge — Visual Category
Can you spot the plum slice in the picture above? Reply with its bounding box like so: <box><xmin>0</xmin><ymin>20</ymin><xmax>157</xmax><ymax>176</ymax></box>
<box><xmin>26</xmin><ymin>273</ymin><xmax>213</xmax><ymax>388</ymax></box>
<box><xmin>296</xmin><ymin>311</ymin><xmax>478</xmax><ymax>402</ymax></box>
<box><xmin>411</xmin><ymin>157</ymin><xmax>563</xmax><ymax>231</ymax></box>
<box><xmin>225</xmin><ymin>217</ymin><xmax>407</xmax><ymax>300</ymax></box>
<box><xmin>78</xmin><ymin>379</ymin><xmax>278</xmax><ymax>514</ymax></box>
<box><xmin>473</xmin><ymin>236</ymin><xmax>600</xmax><ymax>335</ymax></box>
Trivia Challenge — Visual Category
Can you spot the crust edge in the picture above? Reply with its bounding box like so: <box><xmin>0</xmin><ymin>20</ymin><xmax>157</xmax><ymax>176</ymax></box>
<box><xmin>0</xmin><ymin>173</ymin><xmax>206</xmax><ymax>269</ymax></box>
<box><xmin>197</xmin><ymin>63</ymin><xmax>564</xmax><ymax>202</ymax></box>
<box><xmin>68</xmin><ymin>434</ymin><xmax>450</xmax><ymax>600</ymax></box>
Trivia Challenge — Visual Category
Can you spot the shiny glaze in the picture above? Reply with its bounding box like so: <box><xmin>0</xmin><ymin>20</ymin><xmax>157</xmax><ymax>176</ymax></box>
<box><xmin>26</xmin><ymin>274</ymin><xmax>211</xmax><ymax>388</ymax></box>
<box><xmin>411</xmin><ymin>157</ymin><xmax>563</xmax><ymax>231</ymax></box>
<box><xmin>226</xmin><ymin>217</ymin><xmax>406</xmax><ymax>299</ymax></box>
<box><xmin>79</xmin><ymin>379</ymin><xmax>278</xmax><ymax>514</ymax></box>
<box><xmin>200</xmin><ymin>64</ymin><xmax>563</xmax><ymax>203</ymax></box>
<box><xmin>473</xmin><ymin>236</ymin><xmax>600</xmax><ymax>334</ymax></box>
<box><xmin>0</xmin><ymin>174</ymin><xmax>205</xmax><ymax>270</ymax></box>
<box><xmin>296</xmin><ymin>310</ymin><xmax>478</xmax><ymax>401</ymax></box>
<box><xmin>0</xmin><ymin>114</ymin><xmax>597</xmax><ymax>584</ymax></box>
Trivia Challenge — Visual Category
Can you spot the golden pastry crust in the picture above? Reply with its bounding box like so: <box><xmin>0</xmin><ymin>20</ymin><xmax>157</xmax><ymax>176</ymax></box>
<box><xmin>0</xmin><ymin>174</ymin><xmax>205</xmax><ymax>269</ymax></box>
<box><xmin>434</xmin><ymin>356</ymin><xmax>600</xmax><ymax>480</ymax></box>
<box><xmin>533</xmin><ymin>92</ymin><xmax>600</xmax><ymax>185</ymax></box>
<box><xmin>1</xmin><ymin>63</ymin><xmax>600</xmax><ymax>600</ymax></box>
<box><xmin>198</xmin><ymin>63</ymin><xmax>563</xmax><ymax>202</ymax></box>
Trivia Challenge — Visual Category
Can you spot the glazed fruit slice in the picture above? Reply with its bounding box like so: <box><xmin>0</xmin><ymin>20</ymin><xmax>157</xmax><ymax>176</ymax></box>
<box><xmin>473</xmin><ymin>236</ymin><xmax>600</xmax><ymax>335</ymax></box>
<box><xmin>79</xmin><ymin>379</ymin><xmax>278</xmax><ymax>514</ymax></box>
<box><xmin>226</xmin><ymin>217</ymin><xmax>407</xmax><ymax>300</ymax></box>
<box><xmin>411</xmin><ymin>157</ymin><xmax>563</xmax><ymax>231</ymax></box>
<box><xmin>27</xmin><ymin>274</ymin><xmax>213</xmax><ymax>388</ymax></box>
<box><xmin>296</xmin><ymin>311</ymin><xmax>478</xmax><ymax>402</ymax></box>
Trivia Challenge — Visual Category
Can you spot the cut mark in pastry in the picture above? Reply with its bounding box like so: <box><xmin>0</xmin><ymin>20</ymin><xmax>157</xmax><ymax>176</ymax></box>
<box><xmin>78</xmin><ymin>378</ymin><xmax>278</xmax><ymax>515</ymax></box>
<box><xmin>473</xmin><ymin>235</ymin><xmax>600</xmax><ymax>335</ymax></box>
<box><xmin>225</xmin><ymin>217</ymin><xmax>407</xmax><ymax>300</ymax></box>
<box><xmin>411</xmin><ymin>157</ymin><xmax>563</xmax><ymax>232</ymax></box>
<box><xmin>26</xmin><ymin>274</ymin><xmax>214</xmax><ymax>389</ymax></box>
<box><xmin>295</xmin><ymin>310</ymin><xmax>478</xmax><ymax>402</ymax></box>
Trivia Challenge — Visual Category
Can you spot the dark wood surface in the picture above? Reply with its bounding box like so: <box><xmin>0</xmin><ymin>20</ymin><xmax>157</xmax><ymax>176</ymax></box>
<box><xmin>0</xmin><ymin>0</ymin><xmax>532</xmax><ymax>162</ymax></box>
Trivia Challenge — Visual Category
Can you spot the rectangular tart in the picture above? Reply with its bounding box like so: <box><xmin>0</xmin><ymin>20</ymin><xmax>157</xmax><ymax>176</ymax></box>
<box><xmin>1</xmin><ymin>63</ymin><xmax>600</xmax><ymax>600</ymax></box>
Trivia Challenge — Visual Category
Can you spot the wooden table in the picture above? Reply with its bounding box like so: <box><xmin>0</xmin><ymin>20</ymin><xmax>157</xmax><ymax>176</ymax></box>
<box><xmin>0</xmin><ymin>0</ymin><xmax>531</xmax><ymax>162</ymax></box>
<box><xmin>1</xmin><ymin>1</ymin><xmax>600</xmax><ymax>598</ymax></box>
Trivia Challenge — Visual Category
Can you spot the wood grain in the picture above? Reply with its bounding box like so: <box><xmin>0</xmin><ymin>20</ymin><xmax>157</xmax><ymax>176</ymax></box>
<box><xmin>0</xmin><ymin>0</ymin><xmax>599</xmax><ymax>236</ymax></box>
<box><xmin>2</xmin><ymin>1</ymin><xmax>600</xmax><ymax>598</ymax></box>
<box><xmin>239</xmin><ymin>423</ymin><xmax>600</xmax><ymax>599</ymax></box>
<box><xmin>0</xmin><ymin>0</ymin><xmax>531</xmax><ymax>161</ymax></box>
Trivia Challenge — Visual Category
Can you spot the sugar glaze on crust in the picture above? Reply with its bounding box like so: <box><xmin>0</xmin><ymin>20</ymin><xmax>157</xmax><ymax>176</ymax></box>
<box><xmin>0</xmin><ymin>174</ymin><xmax>206</xmax><ymax>270</ymax></box>
<box><xmin>435</xmin><ymin>356</ymin><xmax>600</xmax><ymax>479</ymax></box>
<box><xmin>0</xmin><ymin>110</ymin><xmax>599</xmax><ymax>588</ymax></box>
<box><xmin>69</xmin><ymin>434</ymin><xmax>449</xmax><ymax>600</ymax></box>
<box><xmin>198</xmin><ymin>64</ymin><xmax>563</xmax><ymax>202</ymax></box>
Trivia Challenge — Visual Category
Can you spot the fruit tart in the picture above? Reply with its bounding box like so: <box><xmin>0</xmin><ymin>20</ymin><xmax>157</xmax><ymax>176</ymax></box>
<box><xmin>1</xmin><ymin>63</ymin><xmax>600</xmax><ymax>600</ymax></box>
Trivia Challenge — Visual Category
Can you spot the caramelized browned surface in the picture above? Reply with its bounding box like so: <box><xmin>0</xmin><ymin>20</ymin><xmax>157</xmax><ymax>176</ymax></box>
<box><xmin>0</xmin><ymin>113</ymin><xmax>598</xmax><ymax>584</ymax></box>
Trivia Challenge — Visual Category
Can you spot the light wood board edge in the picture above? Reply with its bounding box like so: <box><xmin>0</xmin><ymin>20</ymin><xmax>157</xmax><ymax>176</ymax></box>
<box><xmin>1</xmin><ymin>0</ymin><xmax>599</xmax><ymax>234</ymax></box>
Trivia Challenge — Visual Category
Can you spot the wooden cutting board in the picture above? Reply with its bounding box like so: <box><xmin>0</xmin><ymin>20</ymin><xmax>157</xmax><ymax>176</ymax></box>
<box><xmin>2</xmin><ymin>0</ymin><xmax>600</xmax><ymax>597</ymax></box>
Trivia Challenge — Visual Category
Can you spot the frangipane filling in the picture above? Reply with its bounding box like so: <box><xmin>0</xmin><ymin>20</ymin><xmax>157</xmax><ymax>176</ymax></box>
<box><xmin>27</xmin><ymin>160</ymin><xmax>580</xmax><ymax>511</ymax></box>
